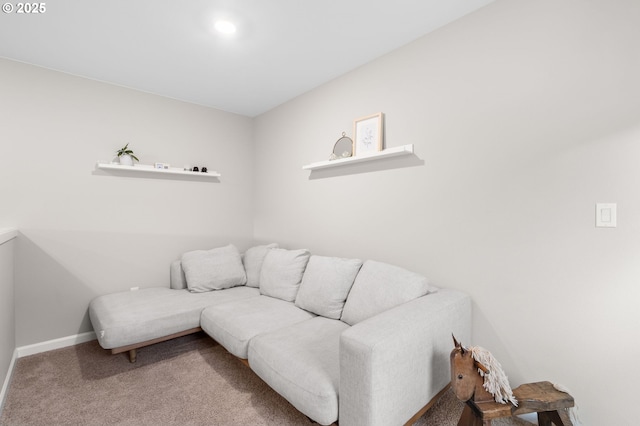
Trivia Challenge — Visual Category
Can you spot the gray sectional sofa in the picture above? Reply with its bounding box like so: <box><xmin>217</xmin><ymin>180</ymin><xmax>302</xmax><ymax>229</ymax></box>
<box><xmin>89</xmin><ymin>243</ymin><xmax>471</xmax><ymax>426</ymax></box>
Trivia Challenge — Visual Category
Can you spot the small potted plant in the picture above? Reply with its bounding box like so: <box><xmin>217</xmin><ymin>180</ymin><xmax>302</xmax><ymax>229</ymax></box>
<box><xmin>115</xmin><ymin>143</ymin><xmax>139</xmax><ymax>166</ymax></box>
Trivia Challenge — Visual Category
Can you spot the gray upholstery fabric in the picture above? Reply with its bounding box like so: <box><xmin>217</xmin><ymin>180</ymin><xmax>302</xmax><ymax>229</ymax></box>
<box><xmin>181</xmin><ymin>244</ymin><xmax>247</xmax><ymax>292</ymax></box>
<box><xmin>339</xmin><ymin>289</ymin><xmax>471</xmax><ymax>426</ymax></box>
<box><xmin>242</xmin><ymin>243</ymin><xmax>278</xmax><ymax>287</ymax></box>
<box><xmin>249</xmin><ymin>317</ymin><xmax>349</xmax><ymax>426</ymax></box>
<box><xmin>340</xmin><ymin>260</ymin><xmax>429</xmax><ymax>326</ymax></box>
<box><xmin>88</xmin><ymin>286</ymin><xmax>260</xmax><ymax>349</ymax></box>
<box><xmin>169</xmin><ymin>260</ymin><xmax>187</xmax><ymax>290</ymax></box>
<box><xmin>294</xmin><ymin>255</ymin><xmax>362</xmax><ymax>319</ymax></box>
<box><xmin>200</xmin><ymin>295</ymin><xmax>315</xmax><ymax>358</ymax></box>
<box><xmin>90</xmin><ymin>253</ymin><xmax>472</xmax><ymax>426</ymax></box>
<box><xmin>259</xmin><ymin>248</ymin><xmax>310</xmax><ymax>302</ymax></box>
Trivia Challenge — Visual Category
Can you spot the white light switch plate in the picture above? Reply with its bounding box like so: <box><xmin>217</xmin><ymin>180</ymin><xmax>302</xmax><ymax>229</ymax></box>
<box><xmin>596</xmin><ymin>203</ymin><xmax>617</xmax><ymax>228</ymax></box>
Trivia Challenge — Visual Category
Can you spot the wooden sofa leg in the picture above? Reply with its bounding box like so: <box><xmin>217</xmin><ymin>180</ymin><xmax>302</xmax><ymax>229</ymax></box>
<box><xmin>128</xmin><ymin>349</ymin><xmax>137</xmax><ymax>363</ymax></box>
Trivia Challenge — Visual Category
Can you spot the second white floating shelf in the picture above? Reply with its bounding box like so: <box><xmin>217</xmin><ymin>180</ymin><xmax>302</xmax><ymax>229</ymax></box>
<box><xmin>302</xmin><ymin>144</ymin><xmax>414</xmax><ymax>171</ymax></box>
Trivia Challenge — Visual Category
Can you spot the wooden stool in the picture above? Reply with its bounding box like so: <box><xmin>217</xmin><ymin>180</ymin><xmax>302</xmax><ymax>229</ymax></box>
<box><xmin>459</xmin><ymin>381</ymin><xmax>574</xmax><ymax>426</ymax></box>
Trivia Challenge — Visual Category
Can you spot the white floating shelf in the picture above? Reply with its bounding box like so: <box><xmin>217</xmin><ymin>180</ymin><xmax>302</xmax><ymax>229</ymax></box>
<box><xmin>302</xmin><ymin>144</ymin><xmax>414</xmax><ymax>171</ymax></box>
<box><xmin>96</xmin><ymin>163</ymin><xmax>221</xmax><ymax>179</ymax></box>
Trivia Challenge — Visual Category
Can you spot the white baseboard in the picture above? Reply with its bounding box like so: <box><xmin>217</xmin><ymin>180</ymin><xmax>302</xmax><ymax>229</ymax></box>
<box><xmin>0</xmin><ymin>348</ymin><xmax>18</xmax><ymax>414</ymax></box>
<box><xmin>16</xmin><ymin>331</ymin><xmax>97</xmax><ymax>358</ymax></box>
<box><xmin>1</xmin><ymin>332</ymin><xmax>96</xmax><ymax>415</ymax></box>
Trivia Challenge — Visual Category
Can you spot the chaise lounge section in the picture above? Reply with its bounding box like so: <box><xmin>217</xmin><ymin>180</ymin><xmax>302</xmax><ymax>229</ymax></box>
<box><xmin>89</xmin><ymin>243</ymin><xmax>471</xmax><ymax>425</ymax></box>
<box><xmin>88</xmin><ymin>285</ymin><xmax>260</xmax><ymax>362</ymax></box>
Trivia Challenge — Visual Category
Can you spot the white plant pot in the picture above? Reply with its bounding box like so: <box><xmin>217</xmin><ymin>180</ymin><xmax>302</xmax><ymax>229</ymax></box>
<box><xmin>119</xmin><ymin>154</ymin><xmax>134</xmax><ymax>166</ymax></box>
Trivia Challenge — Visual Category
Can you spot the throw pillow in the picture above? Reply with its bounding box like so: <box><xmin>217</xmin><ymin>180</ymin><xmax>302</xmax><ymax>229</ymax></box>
<box><xmin>181</xmin><ymin>244</ymin><xmax>247</xmax><ymax>292</ymax></box>
<box><xmin>295</xmin><ymin>255</ymin><xmax>363</xmax><ymax>319</ymax></box>
<box><xmin>340</xmin><ymin>260</ymin><xmax>429</xmax><ymax>325</ymax></box>
<box><xmin>242</xmin><ymin>243</ymin><xmax>279</xmax><ymax>287</ymax></box>
<box><xmin>259</xmin><ymin>248</ymin><xmax>311</xmax><ymax>302</ymax></box>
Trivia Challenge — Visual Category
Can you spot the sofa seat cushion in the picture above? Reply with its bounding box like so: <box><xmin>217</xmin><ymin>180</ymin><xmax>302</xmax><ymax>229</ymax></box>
<box><xmin>89</xmin><ymin>286</ymin><xmax>260</xmax><ymax>349</ymax></box>
<box><xmin>248</xmin><ymin>317</ymin><xmax>349</xmax><ymax>426</ymax></box>
<box><xmin>200</xmin><ymin>295</ymin><xmax>315</xmax><ymax>359</ymax></box>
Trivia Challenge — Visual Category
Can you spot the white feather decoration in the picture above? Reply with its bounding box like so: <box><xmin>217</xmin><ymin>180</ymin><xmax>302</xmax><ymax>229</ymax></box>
<box><xmin>553</xmin><ymin>383</ymin><xmax>582</xmax><ymax>426</ymax></box>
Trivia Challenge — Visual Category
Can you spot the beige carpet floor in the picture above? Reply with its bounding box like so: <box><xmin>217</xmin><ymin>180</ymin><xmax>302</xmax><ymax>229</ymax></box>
<box><xmin>1</xmin><ymin>332</ymin><xmax>531</xmax><ymax>425</ymax></box>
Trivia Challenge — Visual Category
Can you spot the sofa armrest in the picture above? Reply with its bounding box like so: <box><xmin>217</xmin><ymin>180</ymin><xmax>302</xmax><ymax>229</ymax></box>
<box><xmin>339</xmin><ymin>288</ymin><xmax>471</xmax><ymax>426</ymax></box>
<box><xmin>170</xmin><ymin>260</ymin><xmax>187</xmax><ymax>290</ymax></box>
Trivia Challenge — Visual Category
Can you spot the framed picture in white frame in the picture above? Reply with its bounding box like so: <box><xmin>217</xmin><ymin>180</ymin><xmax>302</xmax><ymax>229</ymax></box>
<box><xmin>353</xmin><ymin>112</ymin><xmax>383</xmax><ymax>156</ymax></box>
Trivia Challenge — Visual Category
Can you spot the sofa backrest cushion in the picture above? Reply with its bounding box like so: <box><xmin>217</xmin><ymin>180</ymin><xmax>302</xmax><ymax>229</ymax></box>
<box><xmin>181</xmin><ymin>244</ymin><xmax>247</xmax><ymax>292</ymax></box>
<box><xmin>294</xmin><ymin>255</ymin><xmax>363</xmax><ymax>319</ymax></box>
<box><xmin>243</xmin><ymin>243</ymin><xmax>279</xmax><ymax>287</ymax></box>
<box><xmin>259</xmin><ymin>248</ymin><xmax>311</xmax><ymax>302</ymax></box>
<box><xmin>170</xmin><ymin>260</ymin><xmax>187</xmax><ymax>289</ymax></box>
<box><xmin>340</xmin><ymin>260</ymin><xmax>429</xmax><ymax>326</ymax></box>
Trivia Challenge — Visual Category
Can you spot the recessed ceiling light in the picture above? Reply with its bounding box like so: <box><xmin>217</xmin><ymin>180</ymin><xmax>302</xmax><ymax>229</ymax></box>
<box><xmin>214</xmin><ymin>20</ymin><xmax>237</xmax><ymax>35</ymax></box>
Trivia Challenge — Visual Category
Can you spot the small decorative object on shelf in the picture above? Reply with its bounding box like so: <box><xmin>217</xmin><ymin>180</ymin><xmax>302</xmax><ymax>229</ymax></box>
<box><xmin>329</xmin><ymin>132</ymin><xmax>353</xmax><ymax>161</ymax></box>
<box><xmin>115</xmin><ymin>143</ymin><xmax>139</xmax><ymax>166</ymax></box>
<box><xmin>182</xmin><ymin>166</ymin><xmax>208</xmax><ymax>172</ymax></box>
<box><xmin>354</xmin><ymin>112</ymin><xmax>383</xmax><ymax>156</ymax></box>
<box><xmin>154</xmin><ymin>162</ymin><xmax>170</xmax><ymax>170</ymax></box>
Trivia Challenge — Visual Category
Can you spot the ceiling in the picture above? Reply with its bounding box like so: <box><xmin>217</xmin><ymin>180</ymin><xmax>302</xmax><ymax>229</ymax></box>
<box><xmin>0</xmin><ymin>0</ymin><xmax>494</xmax><ymax>117</ymax></box>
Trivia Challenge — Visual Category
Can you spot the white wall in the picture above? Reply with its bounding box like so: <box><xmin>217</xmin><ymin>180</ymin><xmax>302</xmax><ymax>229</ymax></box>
<box><xmin>253</xmin><ymin>1</ymin><xmax>640</xmax><ymax>424</ymax></box>
<box><xmin>0</xmin><ymin>58</ymin><xmax>255</xmax><ymax>346</ymax></box>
